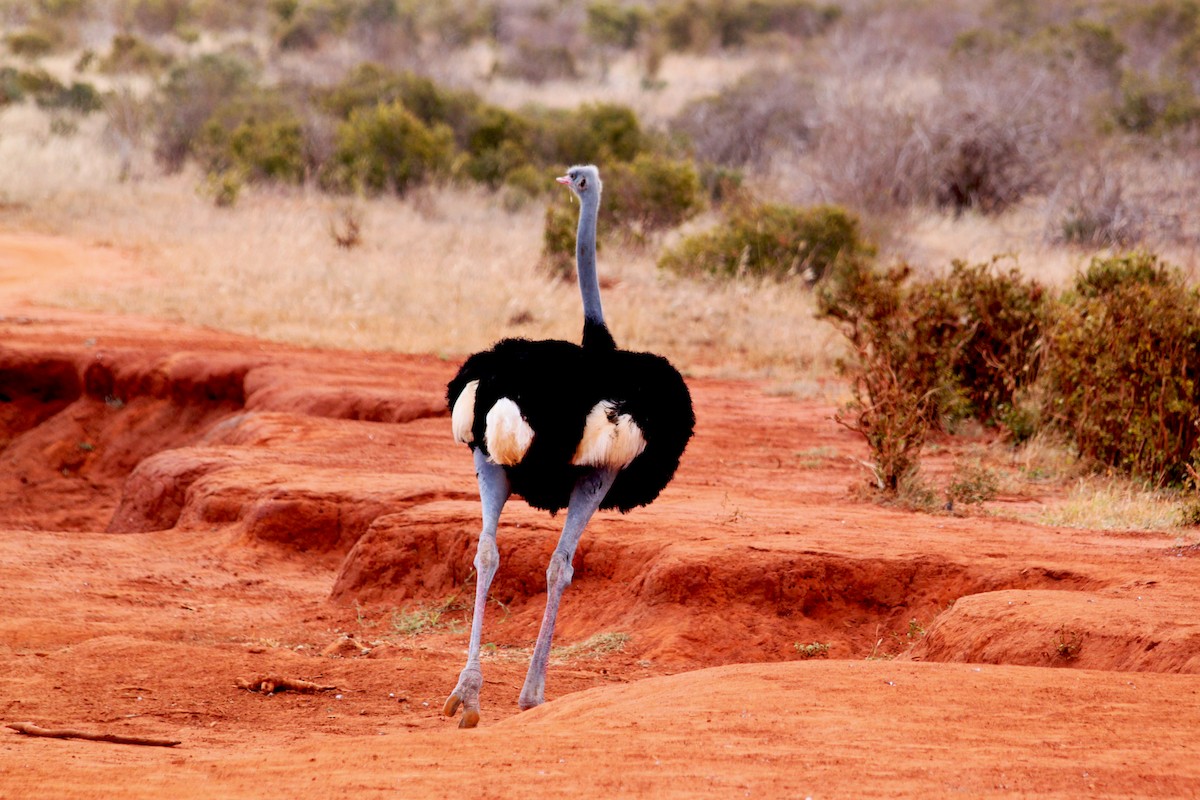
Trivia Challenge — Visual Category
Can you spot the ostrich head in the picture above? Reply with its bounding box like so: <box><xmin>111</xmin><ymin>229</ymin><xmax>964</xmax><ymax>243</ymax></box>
<box><xmin>556</xmin><ymin>165</ymin><xmax>602</xmax><ymax>201</ymax></box>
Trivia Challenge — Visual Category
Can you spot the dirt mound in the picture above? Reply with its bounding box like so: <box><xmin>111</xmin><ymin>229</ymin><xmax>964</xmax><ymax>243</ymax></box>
<box><xmin>912</xmin><ymin>586</ymin><xmax>1200</xmax><ymax>672</ymax></box>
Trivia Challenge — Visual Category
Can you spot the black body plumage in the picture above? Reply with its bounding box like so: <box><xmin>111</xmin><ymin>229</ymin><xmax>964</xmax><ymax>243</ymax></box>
<box><xmin>446</xmin><ymin>324</ymin><xmax>694</xmax><ymax>514</ymax></box>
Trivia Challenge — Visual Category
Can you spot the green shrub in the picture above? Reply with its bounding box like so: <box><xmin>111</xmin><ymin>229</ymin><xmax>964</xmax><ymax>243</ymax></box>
<box><xmin>155</xmin><ymin>53</ymin><xmax>256</xmax><ymax>172</ymax></box>
<box><xmin>0</xmin><ymin>67</ymin><xmax>25</xmax><ymax>106</ymax></box>
<box><xmin>6</xmin><ymin>67</ymin><xmax>102</xmax><ymax>115</ymax></box>
<box><xmin>269</xmin><ymin>0</ymin><xmax>299</xmax><ymax>21</ymax></box>
<box><xmin>35</xmin><ymin>80</ymin><xmax>103</xmax><ymax>114</ymax></box>
<box><xmin>714</xmin><ymin>0</ymin><xmax>841</xmax><ymax>46</ymax></box>
<box><xmin>463</xmin><ymin>105</ymin><xmax>533</xmax><ymax>187</ymax></box>
<box><xmin>502</xmin><ymin>163</ymin><xmax>546</xmax><ymax>198</ymax></box>
<box><xmin>659</xmin><ymin>202</ymin><xmax>867</xmax><ymax>283</ymax></box>
<box><xmin>928</xmin><ymin>259</ymin><xmax>1046</xmax><ymax>426</ymax></box>
<box><xmin>321</xmin><ymin>63</ymin><xmax>481</xmax><ymax>144</ymax></box>
<box><xmin>323</xmin><ymin>100</ymin><xmax>454</xmax><ymax>195</ymax></box>
<box><xmin>15</xmin><ymin>68</ymin><xmax>62</xmax><ymax>96</ymax></box>
<box><xmin>657</xmin><ymin>0</ymin><xmax>839</xmax><ymax>51</ymax></box>
<box><xmin>1114</xmin><ymin>72</ymin><xmax>1200</xmax><ymax>133</ymax></box>
<box><xmin>604</xmin><ymin>154</ymin><xmax>703</xmax><ymax>238</ymax></box>
<box><xmin>99</xmin><ymin>33</ymin><xmax>174</xmax><ymax>74</ymax></box>
<box><xmin>422</xmin><ymin>1</ymin><xmax>495</xmax><ymax>46</ymax></box>
<box><xmin>193</xmin><ymin>96</ymin><xmax>308</xmax><ymax>183</ymax></box>
<box><xmin>202</xmin><ymin>167</ymin><xmax>245</xmax><ymax>207</ymax></box>
<box><xmin>541</xmin><ymin>202</ymin><xmax>585</xmax><ymax>281</ymax></box>
<box><xmin>274</xmin><ymin>0</ymin><xmax>360</xmax><ymax>49</ymax></box>
<box><xmin>544</xmin><ymin>102</ymin><xmax>646</xmax><ymax>165</ymax></box>
<box><xmin>1043</xmin><ymin>253</ymin><xmax>1200</xmax><ymax>485</ymax></box>
<box><xmin>38</xmin><ymin>0</ymin><xmax>90</xmax><ymax>15</ymax></box>
<box><xmin>817</xmin><ymin>254</ymin><xmax>1047</xmax><ymax>492</ymax></box>
<box><xmin>6</xmin><ymin>29</ymin><xmax>57</xmax><ymax>59</ymax></box>
<box><xmin>587</xmin><ymin>2</ymin><xmax>647</xmax><ymax>49</ymax></box>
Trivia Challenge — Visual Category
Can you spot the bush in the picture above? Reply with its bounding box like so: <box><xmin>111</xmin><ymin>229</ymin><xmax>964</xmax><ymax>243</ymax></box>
<box><xmin>11</xmin><ymin>67</ymin><xmax>63</xmax><ymax>100</ymax></box>
<box><xmin>35</xmin><ymin>80</ymin><xmax>103</xmax><ymax>114</ymax></box>
<box><xmin>926</xmin><ymin>259</ymin><xmax>1046</xmax><ymax>426</ymax></box>
<box><xmin>202</xmin><ymin>167</ymin><xmax>245</xmax><ymax>207</ymax></box>
<box><xmin>1113</xmin><ymin>72</ymin><xmax>1200</xmax><ymax>133</ymax></box>
<box><xmin>323</xmin><ymin>100</ymin><xmax>454</xmax><ymax>195</ymax></box>
<box><xmin>192</xmin><ymin>95</ymin><xmax>309</xmax><ymax>183</ymax></box>
<box><xmin>464</xmin><ymin>105</ymin><xmax>533</xmax><ymax>187</ymax></box>
<box><xmin>6</xmin><ymin>29</ymin><xmax>57</xmax><ymax>59</ymax></box>
<box><xmin>542</xmin><ymin>202</ymin><xmax>586</xmax><ymax>281</ymax></box>
<box><xmin>657</xmin><ymin>0</ymin><xmax>839</xmax><ymax>51</ymax></box>
<box><xmin>0</xmin><ymin>68</ymin><xmax>23</xmax><ymax>106</ymax></box>
<box><xmin>817</xmin><ymin>255</ymin><xmax>1047</xmax><ymax>492</ymax></box>
<box><xmin>659</xmin><ymin>202</ymin><xmax>867</xmax><ymax>283</ymax></box>
<box><xmin>2</xmin><ymin>67</ymin><xmax>102</xmax><ymax>115</ymax></box>
<box><xmin>155</xmin><ymin>53</ymin><xmax>256</xmax><ymax>172</ymax></box>
<box><xmin>1043</xmin><ymin>253</ymin><xmax>1200</xmax><ymax>485</ymax></box>
<box><xmin>587</xmin><ymin>2</ymin><xmax>647</xmax><ymax>49</ymax></box>
<box><xmin>99</xmin><ymin>33</ymin><xmax>174</xmax><ymax>74</ymax></box>
<box><xmin>544</xmin><ymin>102</ymin><xmax>646</xmax><ymax>165</ymax></box>
<box><xmin>321</xmin><ymin>63</ymin><xmax>482</xmax><ymax>146</ymax></box>
<box><xmin>714</xmin><ymin>0</ymin><xmax>841</xmax><ymax>46</ymax></box>
<box><xmin>604</xmin><ymin>154</ymin><xmax>703</xmax><ymax>238</ymax></box>
<box><xmin>275</xmin><ymin>0</ymin><xmax>358</xmax><ymax>49</ymax></box>
<box><xmin>817</xmin><ymin>260</ymin><xmax>953</xmax><ymax>492</ymax></box>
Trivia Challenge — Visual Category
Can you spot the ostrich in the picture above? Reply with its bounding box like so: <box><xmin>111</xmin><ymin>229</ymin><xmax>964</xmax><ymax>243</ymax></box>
<box><xmin>442</xmin><ymin>164</ymin><xmax>695</xmax><ymax>728</ymax></box>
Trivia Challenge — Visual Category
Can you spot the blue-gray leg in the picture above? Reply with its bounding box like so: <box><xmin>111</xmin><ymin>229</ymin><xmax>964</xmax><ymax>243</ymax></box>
<box><xmin>443</xmin><ymin>448</ymin><xmax>510</xmax><ymax>728</ymax></box>
<box><xmin>518</xmin><ymin>467</ymin><xmax>618</xmax><ymax>710</ymax></box>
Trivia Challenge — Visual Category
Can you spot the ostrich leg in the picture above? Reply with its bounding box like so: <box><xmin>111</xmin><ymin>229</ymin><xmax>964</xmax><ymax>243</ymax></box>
<box><xmin>443</xmin><ymin>448</ymin><xmax>510</xmax><ymax>728</ymax></box>
<box><xmin>518</xmin><ymin>467</ymin><xmax>618</xmax><ymax>710</ymax></box>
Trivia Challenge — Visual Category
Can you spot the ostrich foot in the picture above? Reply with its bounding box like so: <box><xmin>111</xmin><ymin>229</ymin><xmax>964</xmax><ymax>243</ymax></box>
<box><xmin>517</xmin><ymin>673</ymin><xmax>545</xmax><ymax>711</ymax></box>
<box><xmin>443</xmin><ymin>667</ymin><xmax>483</xmax><ymax>729</ymax></box>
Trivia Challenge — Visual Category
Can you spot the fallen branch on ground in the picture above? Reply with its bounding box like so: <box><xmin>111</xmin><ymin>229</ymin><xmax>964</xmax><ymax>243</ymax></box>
<box><xmin>236</xmin><ymin>675</ymin><xmax>336</xmax><ymax>694</ymax></box>
<box><xmin>6</xmin><ymin>721</ymin><xmax>180</xmax><ymax>747</ymax></box>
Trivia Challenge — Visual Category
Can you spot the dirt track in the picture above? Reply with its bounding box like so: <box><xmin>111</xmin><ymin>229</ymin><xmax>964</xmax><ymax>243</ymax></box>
<box><xmin>2</xmin><ymin>235</ymin><xmax>1200</xmax><ymax>798</ymax></box>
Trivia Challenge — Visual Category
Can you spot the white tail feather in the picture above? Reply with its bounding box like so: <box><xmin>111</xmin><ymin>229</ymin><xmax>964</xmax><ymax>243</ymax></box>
<box><xmin>572</xmin><ymin>401</ymin><xmax>646</xmax><ymax>470</ymax></box>
<box><xmin>451</xmin><ymin>380</ymin><xmax>479</xmax><ymax>444</ymax></box>
<box><xmin>485</xmin><ymin>398</ymin><xmax>534</xmax><ymax>465</ymax></box>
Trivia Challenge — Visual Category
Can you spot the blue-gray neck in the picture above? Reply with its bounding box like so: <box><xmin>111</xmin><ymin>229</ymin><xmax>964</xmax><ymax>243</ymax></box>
<box><xmin>576</xmin><ymin>192</ymin><xmax>614</xmax><ymax>349</ymax></box>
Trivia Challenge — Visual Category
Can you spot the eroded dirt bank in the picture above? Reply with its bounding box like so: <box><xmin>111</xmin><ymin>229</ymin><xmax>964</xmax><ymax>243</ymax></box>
<box><xmin>2</xmin><ymin>238</ymin><xmax>1200</xmax><ymax>798</ymax></box>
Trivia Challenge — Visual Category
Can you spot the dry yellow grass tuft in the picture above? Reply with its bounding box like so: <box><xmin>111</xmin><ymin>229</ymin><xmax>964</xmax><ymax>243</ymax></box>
<box><xmin>1036</xmin><ymin>479</ymin><xmax>1190</xmax><ymax>533</ymax></box>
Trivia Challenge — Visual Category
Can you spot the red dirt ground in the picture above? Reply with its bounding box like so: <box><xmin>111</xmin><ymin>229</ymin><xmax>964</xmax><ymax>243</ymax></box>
<box><xmin>2</xmin><ymin>234</ymin><xmax>1199</xmax><ymax>798</ymax></box>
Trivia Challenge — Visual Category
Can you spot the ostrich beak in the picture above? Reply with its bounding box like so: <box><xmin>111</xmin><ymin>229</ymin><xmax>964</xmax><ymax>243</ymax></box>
<box><xmin>556</xmin><ymin>175</ymin><xmax>571</xmax><ymax>185</ymax></box>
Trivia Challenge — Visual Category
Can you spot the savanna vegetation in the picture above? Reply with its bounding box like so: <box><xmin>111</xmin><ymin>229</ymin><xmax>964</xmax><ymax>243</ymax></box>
<box><xmin>1</xmin><ymin>0</ymin><xmax>1199</xmax><ymax>524</ymax></box>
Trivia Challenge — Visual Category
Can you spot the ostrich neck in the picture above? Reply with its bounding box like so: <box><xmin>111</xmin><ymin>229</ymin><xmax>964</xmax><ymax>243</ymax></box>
<box><xmin>576</xmin><ymin>194</ymin><xmax>607</xmax><ymax>338</ymax></box>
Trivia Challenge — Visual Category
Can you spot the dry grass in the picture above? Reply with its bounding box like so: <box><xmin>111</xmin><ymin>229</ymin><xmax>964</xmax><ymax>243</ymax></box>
<box><xmin>0</xmin><ymin>104</ymin><xmax>837</xmax><ymax>380</ymax></box>
<box><xmin>1036</xmin><ymin>478</ymin><xmax>1190</xmax><ymax>533</ymax></box>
